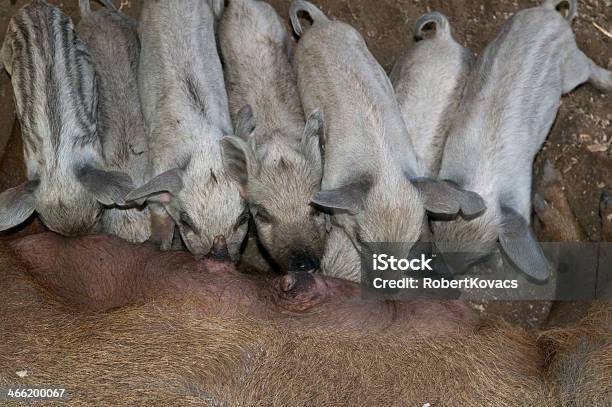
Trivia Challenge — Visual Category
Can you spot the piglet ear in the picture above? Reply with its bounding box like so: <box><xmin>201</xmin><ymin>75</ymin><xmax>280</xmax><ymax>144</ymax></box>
<box><xmin>124</xmin><ymin>168</ymin><xmax>183</xmax><ymax>204</ymax></box>
<box><xmin>499</xmin><ymin>206</ymin><xmax>551</xmax><ymax>282</ymax></box>
<box><xmin>311</xmin><ymin>177</ymin><xmax>372</xmax><ymax>215</ymax></box>
<box><xmin>412</xmin><ymin>178</ymin><xmax>486</xmax><ymax>219</ymax></box>
<box><xmin>220</xmin><ymin>135</ymin><xmax>258</xmax><ymax>192</ymax></box>
<box><xmin>0</xmin><ymin>181</ymin><xmax>38</xmax><ymax>231</ymax></box>
<box><xmin>76</xmin><ymin>165</ymin><xmax>134</xmax><ymax>206</ymax></box>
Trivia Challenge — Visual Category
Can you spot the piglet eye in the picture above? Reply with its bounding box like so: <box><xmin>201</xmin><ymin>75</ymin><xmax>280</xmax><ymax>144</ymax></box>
<box><xmin>237</xmin><ymin>211</ymin><xmax>249</xmax><ymax>226</ymax></box>
<box><xmin>181</xmin><ymin>212</ymin><xmax>196</xmax><ymax>231</ymax></box>
<box><xmin>254</xmin><ymin>207</ymin><xmax>272</xmax><ymax>224</ymax></box>
<box><xmin>310</xmin><ymin>207</ymin><xmax>323</xmax><ymax>218</ymax></box>
<box><xmin>233</xmin><ymin>209</ymin><xmax>250</xmax><ymax>231</ymax></box>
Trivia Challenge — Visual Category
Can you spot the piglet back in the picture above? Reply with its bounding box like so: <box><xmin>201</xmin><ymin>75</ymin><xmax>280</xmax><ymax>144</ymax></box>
<box><xmin>0</xmin><ymin>1</ymin><xmax>134</xmax><ymax>235</ymax></box>
<box><xmin>3</xmin><ymin>0</ymin><xmax>98</xmax><ymax>163</ymax></box>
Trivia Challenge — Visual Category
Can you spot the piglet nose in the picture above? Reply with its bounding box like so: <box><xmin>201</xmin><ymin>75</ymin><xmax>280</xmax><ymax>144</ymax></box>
<box><xmin>206</xmin><ymin>235</ymin><xmax>231</xmax><ymax>262</ymax></box>
<box><xmin>288</xmin><ymin>250</ymin><xmax>320</xmax><ymax>273</ymax></box>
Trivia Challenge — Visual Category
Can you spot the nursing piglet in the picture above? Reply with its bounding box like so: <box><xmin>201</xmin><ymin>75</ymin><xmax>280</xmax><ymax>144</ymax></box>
<box><xmin>0</xmin><ymin>0</ymin><xmax>133</xmax><ymax>235</ymax></box>
<box><xmin>219</xmin><ymin>0</ymin><xmax>325</xmax><ymax>272</ymax></box>
<box><xmin>433</xmin><ymin>0</ymin><xmax>612</xmax><ymax>281</ymax></box>
<box><xmin>77</xmin><ymin>0</ymin><xmax>150</xmax><ymax>243</ymax></box>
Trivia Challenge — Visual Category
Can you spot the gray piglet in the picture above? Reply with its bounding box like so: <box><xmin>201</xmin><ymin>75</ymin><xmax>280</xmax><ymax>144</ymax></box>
<box><xmin>433</xmin><ymin>0</ymin><xmax>612</xmax><ymax>281</ymax></box>
<box><xmin>0</xmin><ymin>0</ymin><xmax>133</xmax><ymax>235</ymax></box>
<box><xmin>77</xmin><ymin>0</ymin><xmax>150</xmax><ymax>243</ymax></box>
<box><xmin>390</xmin><ymin>12</ymin><xmax>473</xmax><ymax>178</ymax></box>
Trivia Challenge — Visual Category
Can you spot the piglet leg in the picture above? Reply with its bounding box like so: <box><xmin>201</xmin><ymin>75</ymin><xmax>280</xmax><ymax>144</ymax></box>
<box><xmin>533</xmin><ymin>161</ymin><xmax>586</xmax><ymax>242</ymax></box>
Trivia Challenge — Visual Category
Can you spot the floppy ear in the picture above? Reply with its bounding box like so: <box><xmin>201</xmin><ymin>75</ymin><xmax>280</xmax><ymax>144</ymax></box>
<box><xmin>124</xmin><ymin>168</ymin><xmax>183</xmax><ymax>203</ymax></box>
<box><xmin>411</xmin><ymin>178</ymin><xmax>486</xmax><ymax>219</ymax></box>
<box><xmin>499</xmin><ymin>206</ymin><xmax>551</xmax><ymax>282</ymax></box>
<box><xmin>234</xmin><ymin>105</ymin><xmax>256</xmax><ymax>141</ymax></box>
<box><xmin>311</xmin><ymin>178</ymin><xmax>372</xmax><ymax>215</ymax></box>
<box><xmin>220</xmin><ymin>135</ymin><xmax>258</xmax><ymax>190</ymax></box>
<box><xmin>300</xmin><ymin>108</ymin><xmax>324</xmax><ymax>169</ymax></box>
<box><xmin>76</xmin><ymin>165</ymin><xmax>134</xmax><ymax>206</ymax></box>
<box><xmin>0</xmin><ymin>181</ymin><xmax>38</xmax><ymax>231</ymax></box>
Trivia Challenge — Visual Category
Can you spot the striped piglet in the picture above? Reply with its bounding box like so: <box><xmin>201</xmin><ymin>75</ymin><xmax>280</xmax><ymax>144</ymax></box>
<box><xmin>0</xmin><ymin>0</ymin><xmax>133</xmax><ymax>235</ymax></box>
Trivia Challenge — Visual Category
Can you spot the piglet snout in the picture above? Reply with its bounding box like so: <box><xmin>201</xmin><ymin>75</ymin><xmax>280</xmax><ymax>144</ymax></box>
<box><xmin>206</xmin><ymin>235</ymin><xmax>231</xmax><ymax>262</ymax></box>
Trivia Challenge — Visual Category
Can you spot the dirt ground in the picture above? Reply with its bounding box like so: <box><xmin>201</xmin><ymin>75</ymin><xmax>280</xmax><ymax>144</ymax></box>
<box><xmin>0</xmin><ymin>0</ymin><xmax>610</xmax><ymax>328</ymax></box>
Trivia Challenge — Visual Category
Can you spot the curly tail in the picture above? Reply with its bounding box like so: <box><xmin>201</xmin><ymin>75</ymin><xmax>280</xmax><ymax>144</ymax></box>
<box><xmin>290</xmin><ymin>0</ymin><xmax>329</xmax><ymax>38</ymax></box>
<box><xmin>415</xmin><ymin>11</ymin><xmax>451</xmax><ymax>40</ymax></box>
<box><xmin>544</xmin><ymin>0</ymin><xmax>578</xmax><ymax>21</ymax></box>
<box><xmin>79</xmin><ymin>0</ymin><xmax>117</xmax><ymax>18</ymax></box>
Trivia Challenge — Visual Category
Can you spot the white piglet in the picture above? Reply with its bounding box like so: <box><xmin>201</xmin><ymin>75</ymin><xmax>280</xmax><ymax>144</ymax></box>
<box><xmin>127</xmin><ymin>0</ymin><xmax>248</xmax><ymax>259</ymax></box>
<box><xmin>219</xmin><ymin>0</ymin><xmax>326</xmax><ymax>273</ymax></box>
<box><xmin>77</xmin><ymin>0</ymin><xmax>151</xmax><ymax>243</ymax></box>
<box><xmin>433</xmin><ymin>0</ymin><xmax>612</xmax><ymax>281</ymax></box>
<box><xmin>390</xmin><ymin>12</ymin><xmax>474</xmax><ymax>177</ymax></box>
<box><xmin>290</xmin><ymin>0</ymin><xmax>485</xmax><ymax>281</ymax></box>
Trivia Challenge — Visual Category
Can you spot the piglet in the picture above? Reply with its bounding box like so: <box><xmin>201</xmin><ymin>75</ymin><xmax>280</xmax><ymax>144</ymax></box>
<box><xmin>390</xmin><ymin>12</ymin><xmax>474</xmax><ymax>177</ymax></box>
<box><xmin>290</xmin><ymin>0</ymin><xmax>484</xmax><ymax>282</ymax></box>
<box><xmin>219</xmin><ymin>0</ymin><xmax>326</xmax><ymax>273</ymax></box>
<box><xmin>0</xmin><ymin>0</ymin><xmax>134</xmax><ymax>236</ymax></box>
<box><xmin>433</xmin><ymin>0</ymin><xmax>612</xmax><ymax>281</ymax></box>
<box><xmin>127</xmin><ymin>0</ymin><xmax>248</xmax><ymax>259</ymax></box>
<box><xmin>77</xmin><ymin>0</ymin><xmax>150</xmax><ymax>243</ymax></box>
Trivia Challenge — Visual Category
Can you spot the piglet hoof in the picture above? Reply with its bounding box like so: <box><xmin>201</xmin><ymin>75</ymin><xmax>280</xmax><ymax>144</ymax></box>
<box><xmin>206</xmin><ymin>235</ymin><xmax>231</xmax><ymax>262</ymax></box>
<box><xmin>533</xmin><ymin>193</ymin><xmax>551</xmax><ymax>217</ymax></box>
<box><xmin>533</xmin><ymin>161</ymin><xmax>585</xmax><ymax>241</ymax></box>
<box><xmin>273</xmin><ymin>271</ymin><xmax>329</xmax><ymax>312</ymax></box>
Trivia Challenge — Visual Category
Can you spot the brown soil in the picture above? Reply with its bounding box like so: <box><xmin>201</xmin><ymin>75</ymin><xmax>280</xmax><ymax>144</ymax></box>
<box><xmin>0</xmin><ymin>0</ymin><xmax>610</xmax><ymax>328</ymax></box>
